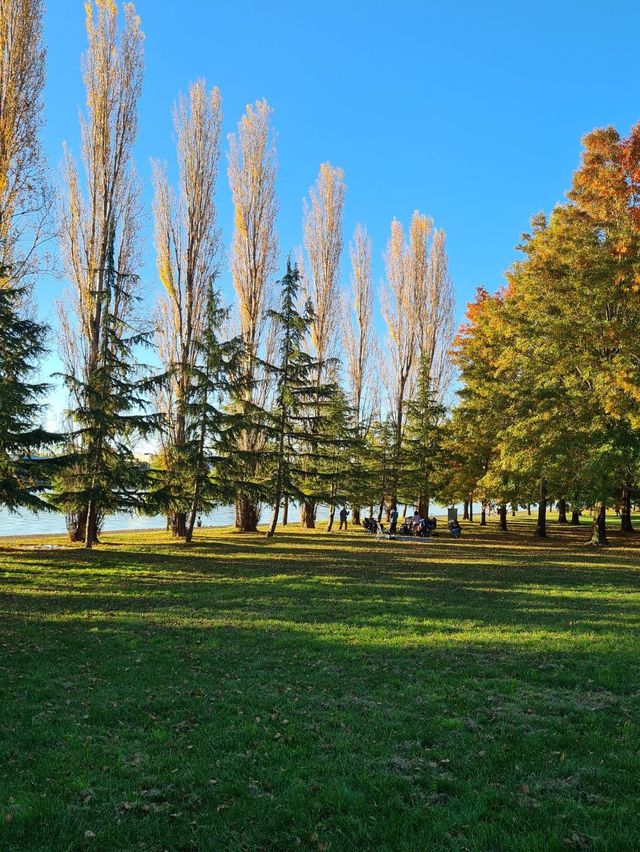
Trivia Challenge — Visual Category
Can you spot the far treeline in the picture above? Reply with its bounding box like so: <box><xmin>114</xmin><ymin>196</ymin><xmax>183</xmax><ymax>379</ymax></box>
<box><xmin>0</xmin><ymin>1</ymin><xmax>638</xmax><ymax>548</ymax></box>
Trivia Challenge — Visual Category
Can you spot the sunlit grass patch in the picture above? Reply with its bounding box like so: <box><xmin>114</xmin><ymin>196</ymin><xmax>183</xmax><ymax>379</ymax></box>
<box><xmin>1</xmin><ymin>514</ymin><xmax>639</xmax><ymax>850</ymax></box>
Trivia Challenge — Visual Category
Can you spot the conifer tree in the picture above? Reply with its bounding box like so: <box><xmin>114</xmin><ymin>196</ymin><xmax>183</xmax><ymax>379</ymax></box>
<box><xmin>0</xmin><ymin>267</ymin><xmax>59</xmax><ymax>509</ymax></box>
<box><xmin>182</xmin><ymin>281</ymin><xmax>244</xmax><ymax>542</ymax></box>
<box><xmin>54</xmin><ymin>223</ymin><xmax>157</xmax><ymax>547</ymax></box>
<box><xmin>321</xmin><ymin>386</ymin><xmax>357</xmax><ymax>532</ymax></box>
<box><xmin>402</xmin><ymin>353</ymin><xmax>446</xmax><ymax>517</ymax></box>
<box><xmin>264</xmin><ymin>261</ymin><xmax>315</xmax><ymax>537</ymax></box>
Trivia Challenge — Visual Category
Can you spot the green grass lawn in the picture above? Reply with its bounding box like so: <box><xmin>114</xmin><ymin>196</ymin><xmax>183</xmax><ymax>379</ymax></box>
<box><xmin>1</xmin><ymin>514</ymin><xmax>639</xmax><ymax>850</ymax></box>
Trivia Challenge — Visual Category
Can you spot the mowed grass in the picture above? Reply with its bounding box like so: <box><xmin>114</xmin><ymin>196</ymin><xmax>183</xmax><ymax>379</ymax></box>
<box><xmin>1</xmin><ymin>514</ymin><xmax>639</xmax><ymax>851</ymax></box>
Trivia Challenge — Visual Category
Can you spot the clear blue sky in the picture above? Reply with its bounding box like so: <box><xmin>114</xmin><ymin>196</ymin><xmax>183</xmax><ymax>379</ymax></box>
<box><xmin>38</xmin><ymin>0</ymin><xmax>640</xmax><ymax>419</ymax></box>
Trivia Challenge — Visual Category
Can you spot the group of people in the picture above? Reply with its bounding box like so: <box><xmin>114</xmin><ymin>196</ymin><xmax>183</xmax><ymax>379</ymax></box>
<box><xmin>361</xmin><ymin>509</ymin><xmax>462</xmax><ymax>538</ymax></box>
<box><xmin>397</xmin><ymin>511</ymin><xmax>439</xmax><ymax>537</ymax></box>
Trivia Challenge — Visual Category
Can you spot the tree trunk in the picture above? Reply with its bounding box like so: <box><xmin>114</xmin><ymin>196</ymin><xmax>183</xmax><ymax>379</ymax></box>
<box><xmin>327</xmin><ymin>502</ymin><xmax>336</xmax><ymax>532</ymax></box>
<box><xmin>84</xmin><ymin>501</ymin><xmax>100</xmax><ymax>549</ymax></box>
<box><xmin>480</xmin><ymin>505</ymin><xmax>487</xmax><ymax>526</ymax></box>
<box><xmin>557</xmin><ymin>498</ymin><xmax>568</xmax><ymax>524</ymax></box>
<box><xmin>418</xmin><ymin>495</ymin><xmax>429</xmax><ymax>517</ymax></box>
<box><xmin>352</xmin><ymin>506</ymin><xmax>361</xmax><ymax>525</ymax></box>
<box><xmin>527</xmin><ymin>504</ymin><xmax>531</xmax><ymax>515</ymax></box>
<box><xmin>463</xmin><ymin>500</ymin><xmax>469</xmax><ymax>520</ymax></box>
<box><xmin>620</xmin><ymin>484</ymin><xmax>634</xmax><ymax>533</ymax></box>
<box><xmin>266</xmin><ymin>491</ymin><xmax>281</xmax><ymax>538</ymax></box>
<box><xmin>282</xmin><ymin>496</ymin><xmax>289</xmax><ymax>526</ymax></box>
<box><xmin>589</xmin><ymin>501</ymin><xmax>608</xmax><ymax>546</ymax></box>
<box><xmin>301</xmin><ymin>499</ymin><xmax>316</xmax><ymax>529</ymax></box>
<box><xmin>499</xmin><ymin>503</ymin><xmax>507</xmax><ymax>531</ymax></box>
<box><xmin>185</xmin><ymin>500</ymin><xmax>199</xmax><ymax>545</ymax></box>
<box><xmin>69</xmin><ymin>507</ymin><xmax>88</xmax><ymax>542</ymax></box>
<box><xmin>235</xmin><ymin>493</ymin><xmax>259</xmax><ymax>532</ymax></box>
<box><xmin>536</xmin><ymin>480</ymin><xmax>547</xmax><ymax>537</ymax></box>
<box><xmin>170</xmin><ymin>511</ymin><xmax>187</xmax><ymax>538</ymax></box>
<box><xmin>570</xmin><ymin>509</ymin><xmax>581</xmax><ymax>525</ymax></box>
<box><xmin>377</xmin><ymin>499</ymin><xmax>384</xmax><ymax>523</ymax></box>
<box><xmin>468</xmin><ymin>500</ymin><xmax>473</xmax><ymax>522</ymax></box>
<box><xmin>511</xmin><ymin>503</ymin><xmax>516</xmax><ymax>517</ymax></box>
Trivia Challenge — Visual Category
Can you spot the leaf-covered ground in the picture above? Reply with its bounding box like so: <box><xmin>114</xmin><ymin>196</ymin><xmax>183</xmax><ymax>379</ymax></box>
<box><xmin>1</xmin><ymin>514</ymin><xmax>639</xmax><ymax>850</ymax></box>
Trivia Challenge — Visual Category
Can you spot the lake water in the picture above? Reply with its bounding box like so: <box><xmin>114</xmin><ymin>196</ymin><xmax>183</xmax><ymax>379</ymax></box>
<box><xmin>0</xmin><ymin>501</ymin><xmax>479</xmax><ymax>537</ymax></box>
<box><xmin>0</xmin><ymin>503</ymin><xmax>332</xmax><ymax>537</ymax></box>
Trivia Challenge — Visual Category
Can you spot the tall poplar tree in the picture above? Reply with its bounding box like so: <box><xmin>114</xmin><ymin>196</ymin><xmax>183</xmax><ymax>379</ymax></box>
<box><xmin>152</xmin><ymin>79</ymin><xmax>223</xmax><ymax>537</ymax></box>
<box><xmin>300</xmin><ymin>162</ymin><xmax>345</xmax><ymax>527</ymax></box>
<box><xmin>341</xmin><ymin>224</ymin><xmax>376</xmax><ymax>523</ymax></box>
<box><xmin>56</xmin><ymin>0</ymin><xmax>147</xmax><ymax>547</ymax></box>
<box><xmin>227</xmin><ymin>99</ymin><xmax>279</xmax><ymax>531</ymax></box>
<box><xmin>0</xmin><ymin>0</ymin><xmax>58</xmax><ymax>510</ymax></box>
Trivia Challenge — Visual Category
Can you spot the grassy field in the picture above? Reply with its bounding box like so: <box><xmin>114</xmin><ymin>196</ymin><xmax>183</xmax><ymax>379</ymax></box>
<box><xmin>1</xmin><ymin>514</ymin><xmax>639</xmax><ymax>851</ymax></box>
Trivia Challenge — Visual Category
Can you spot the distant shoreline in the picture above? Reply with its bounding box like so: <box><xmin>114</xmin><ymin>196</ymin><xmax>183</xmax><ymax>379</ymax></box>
<box><xmin>0</xmin><ymin>511</ymin><xmax>456</xmax><ymax>541</ymax></box>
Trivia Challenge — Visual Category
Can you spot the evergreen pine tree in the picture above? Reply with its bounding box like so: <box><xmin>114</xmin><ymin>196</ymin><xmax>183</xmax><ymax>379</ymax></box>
<box><xmin>264</xmin><ymin>261</ymin><xmax>317</xmax><ymax>537</ymax></box>
<box><xmin>153</xmin><ymin>279</ymin><xmax>245</xmax><ymax>542</ymax></box>
<box><xmin>0</xmin><ymin>266</ymin><xmax>60</xmax><ymax>510</ymax></box>
<box><xmin>53</xmin><ymin>224</ymin><xmax>158</xmax><ymax>547</ymax></box>
<box><xmin>402</xmin><ymin>353</ymin><xmax>446</xmax><ymax>516</ymax></box>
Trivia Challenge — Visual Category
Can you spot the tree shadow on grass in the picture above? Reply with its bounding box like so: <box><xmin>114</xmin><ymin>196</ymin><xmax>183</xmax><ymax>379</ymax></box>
<box><xmin>3</xmin><ymin>528</ymin><xmax>640</xmax><ymax>850</ymax></box>
<box><xmin>3</xmin><ymin>543</ymin><xmax>639</xmax><ymax>640</ymax></box>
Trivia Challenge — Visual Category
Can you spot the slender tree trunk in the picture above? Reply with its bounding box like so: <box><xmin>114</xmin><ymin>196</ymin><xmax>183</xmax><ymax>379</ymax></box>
<box><xmin>589</xmin><ymin>501</ymin><xmax>608</xmax><ymax>546</ymax></box>
<box><xmin>369</xmin><ymin>503</ymin><xmax>374</xmax><ymax>518</ymax></box>
<box><xmin>185</xmin><ymin>394</ymin><xmax>209</xmax><ymax>544</ymax></box>
<box><xmin>536</xmin><ymin>480</ymin><xmax>547</xmax><ymax>538</ymax></box>
<box><xmin>236</xmin><ymin>493</ymin><xmax>259</xmax><ymax>532</ymax></box>
<box><xmin>557</xmin><ymin>498</ymin><xmax>568</xmax><ymax>524</ymax></box>
<box><xmin>282</xmin><ymin>496</ymin><xmax>289</xmax><ymax>526</ymax></box>
<box><xmin>185</xmin><ymin>494</ymin><xmax>200</xmax><ymax>544</ymax></box>
<box><xmin>511</xmin><ymin>503</ymin><xmax>517</xmax><ymax>517</ymax></box>
<box><xmin>620</xmin><ymin>484</ymin><xmax>634</xmax><ymax>533</ymax></box>
<box><xmin>327</xmin><ymin>502</ymin><xmax>336</xmax><ymax>532</ymax></box>
<box><xmin>527</xmin><ymin>504</ymin><xmax>531</xmax><ymax>515</ymax></box>
<box><xmin>463</xmin><ymin>500</ymin><xmax>469</xmax><ymax>520</ymax></box>
<box><xmin>266</xmin><ymin>490</ymin><xmax>281</xmax><ymax>538</ymax></box>
<box><xmin>84</xmin><ymin>501</ymin><xmax>100</xmax><ymax>549</ymax></box>
<box><xmin>499</xmin><ymin>503</ymin><xmax>507</xmax><ymax>531</ymax></box>
<box><xmin>377</xmin><ymin>499</ymin><xmax>384</xmax><ymax>522</ymax></box>
<box><xmin>570</xmin><ymin>508</ymin><xmax>581</xmax><ymax>525</ymax></box>
<box><xmin>301</xmin><ymin>500</ymin><xmax>316</xmax><ymax>529</ymax></box>
<box><xmin>352</xmin><ymin>506</ymin><xmax>361</xmax><ymax>525</ymax></box>
<box><xmin>468</xmin><ymin>500</ymin><xmax>473</xmax><ymax>522</ymax></box>
<box><xmin>480</xmin><ymin>505</ymin><xmax>487</xmax><ymax>526</ymax></box>
<box><xmin>83</xmin><ymin>438</ymin><xmax>102</xmax><ymax>548</ymax></box>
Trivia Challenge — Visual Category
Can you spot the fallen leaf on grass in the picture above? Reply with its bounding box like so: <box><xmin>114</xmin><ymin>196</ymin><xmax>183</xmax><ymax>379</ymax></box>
<box><xmin>563</xmin><ymin>832</ymin><xmax>593</xmax><ymax>850</ymax></box>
